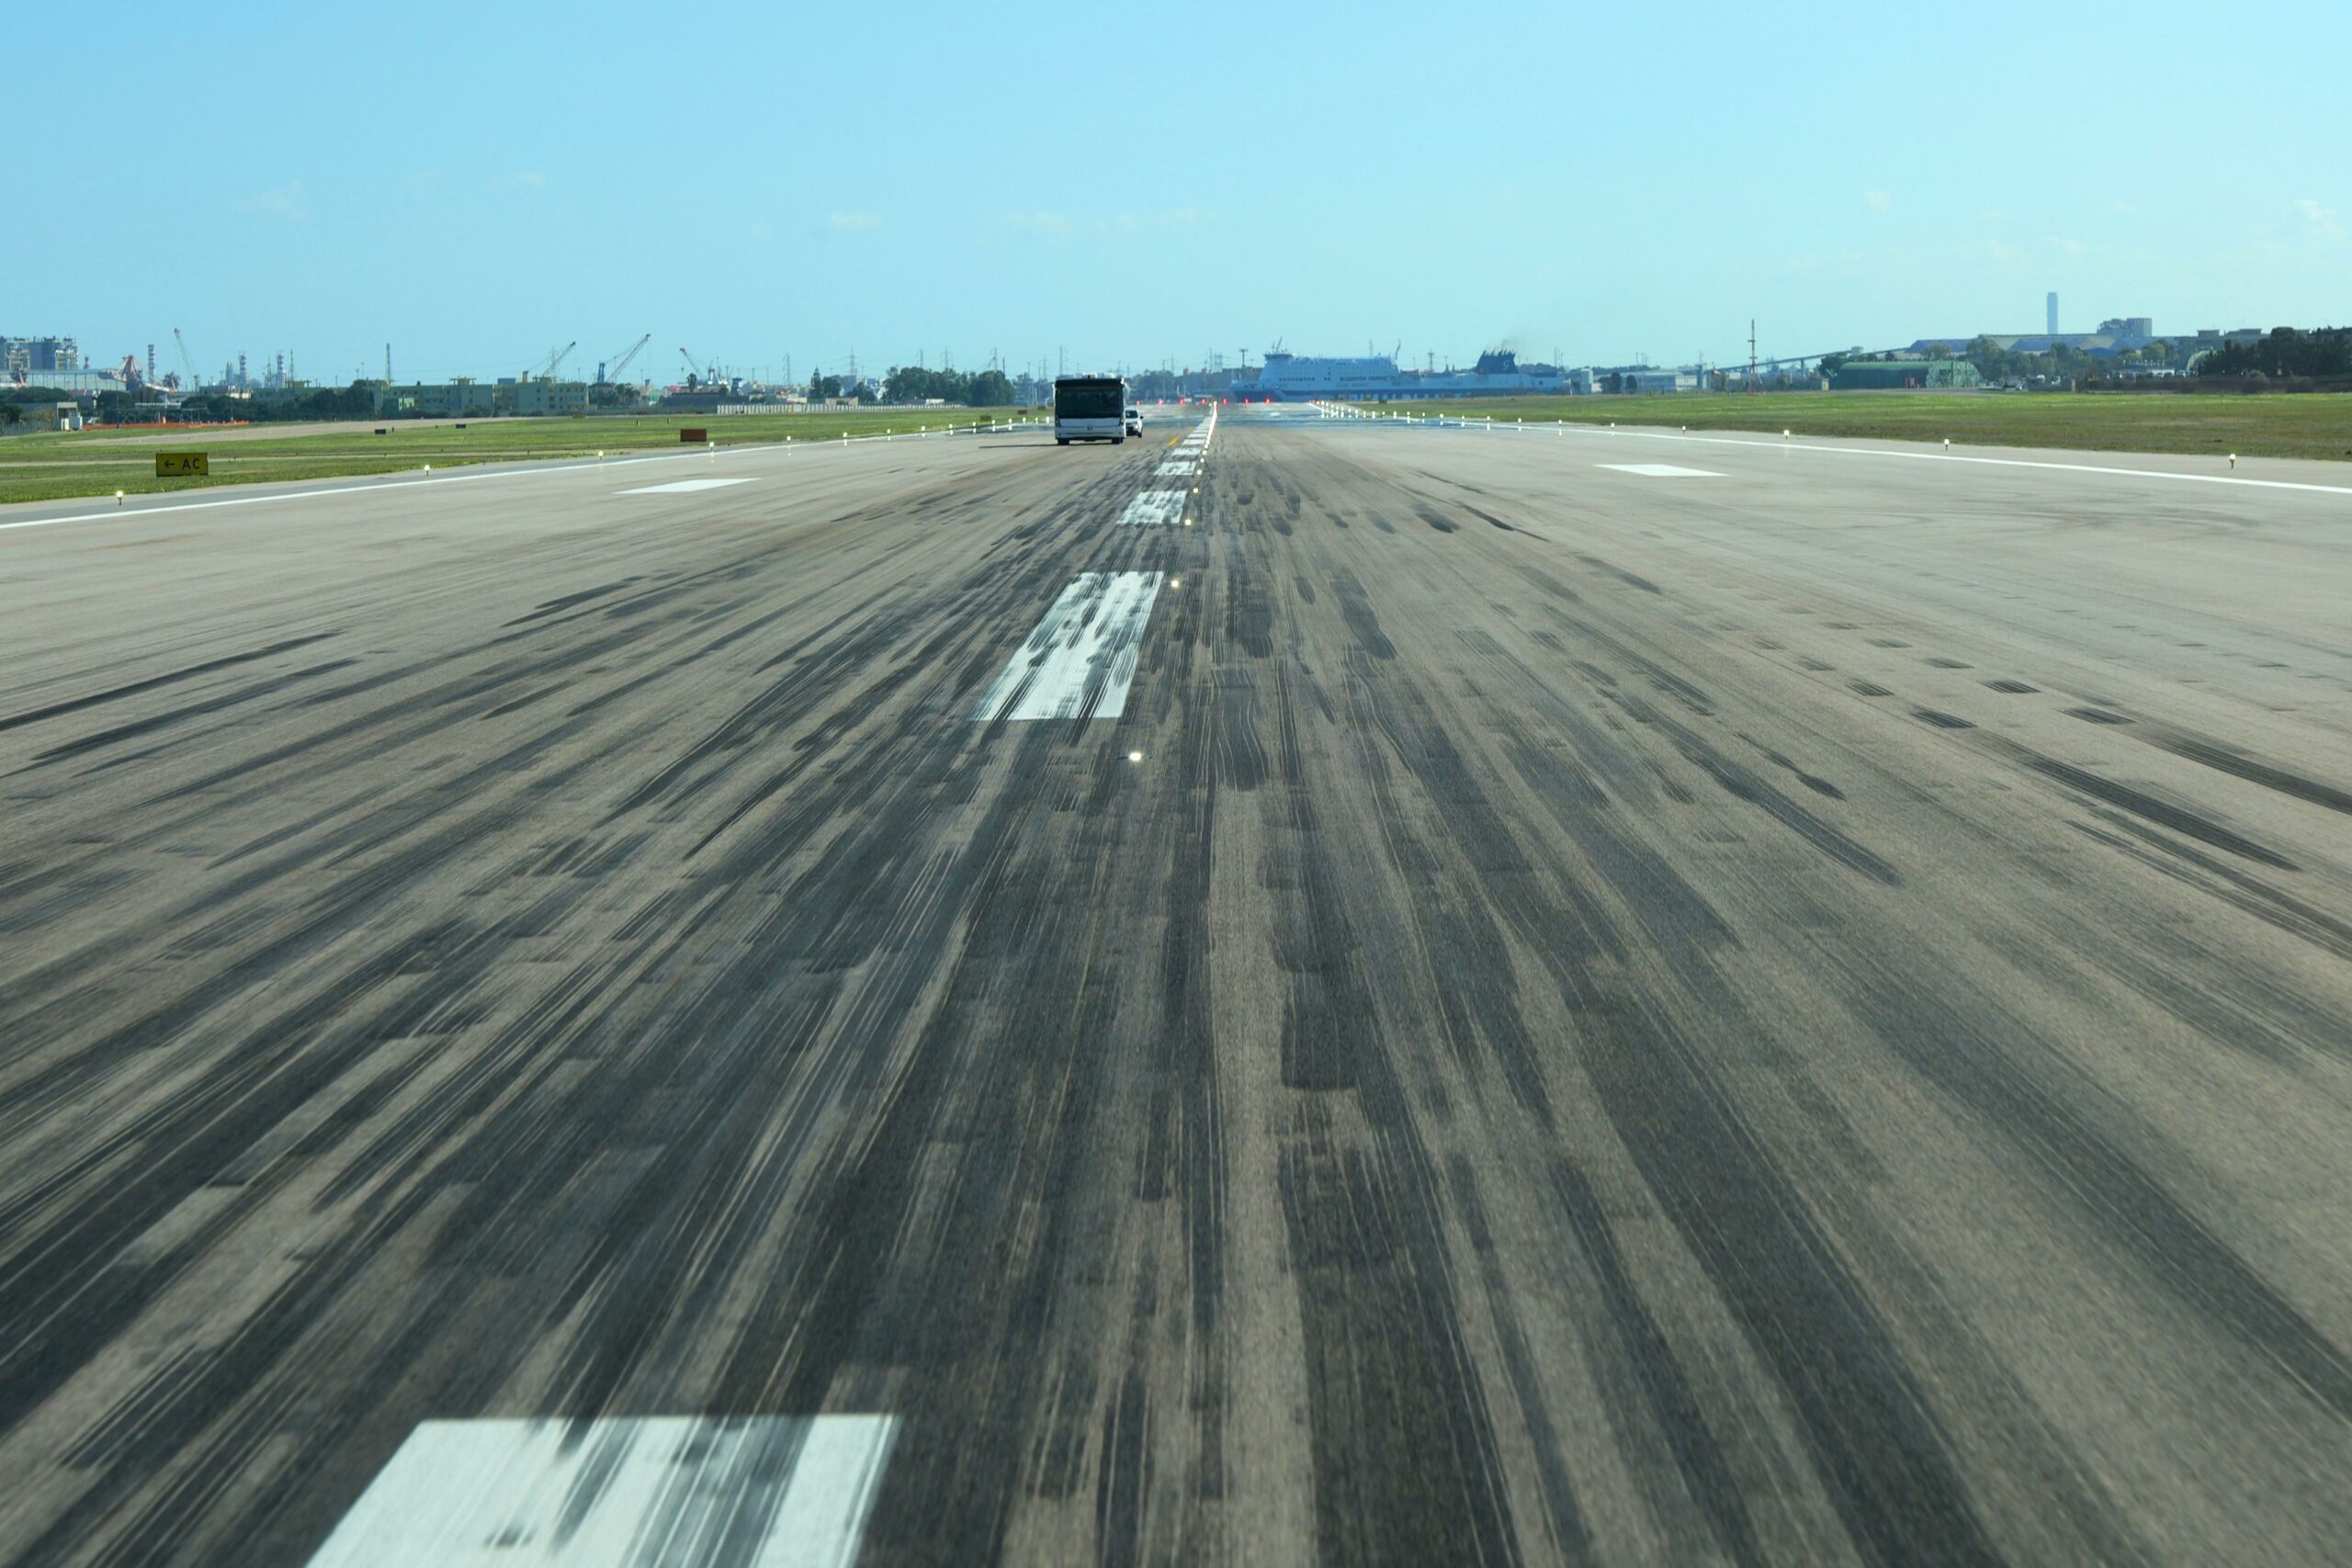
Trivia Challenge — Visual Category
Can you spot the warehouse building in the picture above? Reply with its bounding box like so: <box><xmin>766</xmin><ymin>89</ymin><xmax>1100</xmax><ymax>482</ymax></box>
<box><xmin>1831</xmin><ymin>359</ymin><xmax>1983</xmax><ymax>390</ymax></box>
<box><xmin>376</xmin><ymin>381</ymin><xmax>497</xmax><ymax>418</ymax></box>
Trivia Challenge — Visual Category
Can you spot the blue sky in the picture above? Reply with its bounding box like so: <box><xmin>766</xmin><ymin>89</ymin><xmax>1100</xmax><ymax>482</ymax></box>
<box><xmin>10</xmin><ymin>0</ymin><xmax>2346</xmax><ymax>381</ymax></box>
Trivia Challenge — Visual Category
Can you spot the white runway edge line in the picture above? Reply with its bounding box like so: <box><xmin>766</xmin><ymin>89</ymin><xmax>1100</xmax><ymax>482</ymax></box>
<box><xmin>1407</xmin><ymin>418</ymin><xmax>2352</xmax><ymax>498</ymax></box>
<box><xmin>0</xmin><ymin>417</ymin><xmax>1051</xmax><ymax>536</ymax></box>
<box><xmin>1599</xmin><ymin>463</ymin><xmax>1723</xmax><ymax>479</ymax></box>
<box><xmin>971</xmin><ymin>571</ymin><xmax>1163</xmax><ymax>723</ymax></box>
<box><xmin>1117</xmin><ymin>491</ymin><xmax>1187</xmax><ymax>527</ymax></box>
<box><xmin>306</xmin><ymin>1415</ymin><xmax>897</xmax><ymax>1568</ymax></box>
<box><xmin>618</xmin><ymin>478</ymin><xmax>757</xmax><ymax>494</ymax></box>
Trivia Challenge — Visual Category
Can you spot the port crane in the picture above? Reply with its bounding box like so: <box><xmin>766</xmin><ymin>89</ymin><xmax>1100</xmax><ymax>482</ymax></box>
<box><xmin>678</xmin><ymin>346</ymin><xmax>712</xmax><ymax>385</ymax></box>
<box><xmin>528</xmin><ymin>341</ymin><xmax>577</xmax><ymax>380</ymax></box>
<box><xmin>596</xmin><ymin>333</ymin><xmax>651</xmax><ymax>386</ymax></box>
<box><xmin>172</xmin><ymin>327</ymin><xmax>202</xmax><ymax>390</ymax></box>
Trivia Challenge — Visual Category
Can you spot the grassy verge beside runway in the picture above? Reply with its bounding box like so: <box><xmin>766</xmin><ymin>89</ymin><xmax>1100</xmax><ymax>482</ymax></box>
<box><xmin>1346</xmin><ymin>391</ymin><xmax>2352</xmax><ymax>462</ymax></box>
<box><xmin>0</xmin><ymin>406</ymin><xmax>1039</xmax><ymax>505</ymax></box>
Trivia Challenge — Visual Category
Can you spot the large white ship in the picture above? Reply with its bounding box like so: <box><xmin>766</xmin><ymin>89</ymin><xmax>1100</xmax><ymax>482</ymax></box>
<box><xmin>1230</xmin><ymin>347</ymin><xmax>1570</xmax><ymax>401</ymax></box>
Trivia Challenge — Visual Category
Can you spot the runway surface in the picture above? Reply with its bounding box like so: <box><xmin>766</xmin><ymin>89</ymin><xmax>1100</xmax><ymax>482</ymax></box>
<box><xmin>2</xmin><ymin>409</ymin><xmax>2347</xmax><ymax>1564</ymax></box>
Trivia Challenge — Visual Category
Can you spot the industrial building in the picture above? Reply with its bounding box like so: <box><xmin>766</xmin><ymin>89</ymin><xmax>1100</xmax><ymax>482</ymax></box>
<box><xmin>495</xmin><ymin>378</ymin><xmax>590</xmax><ymax>416</ymax></box>
<box><xmin>1832</xmin><ymin>359</ymin><xmax>1983</xmax><ymax>390</ymax></box>
<box><xmin>2</xmin><ymin>335</ymin><xmax>81</xmax><ymax>378</ymax></box>
<box><xmin>369</xmin><ymin>378</ymin><xmax>591</xmax><ymax>418</ymax></box>
<box><xmin>1</xmin><ymin>367</ymin><xmax>132</xmax><ymax>395</ymax></box>
<box><xmin>375</xmin><ymin>382</ymin><xmax>496</xmax><ymax>418</ymax></box>
<box><xmin>3</xmin><ymin>400</ymin><xmax>85</xmax><ymax>432</ymax></box>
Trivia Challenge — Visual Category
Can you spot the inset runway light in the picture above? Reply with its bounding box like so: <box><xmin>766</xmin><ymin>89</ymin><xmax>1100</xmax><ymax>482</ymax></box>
<box><xmin>1170</xmin><ymin>577</ymin><xmax>1182</xmax><ymax>588</ymax></box>
<box><xmin>1127</xmin><ymin>750</ymin><xmax>1145</xmax><ymax>763</ymax></box>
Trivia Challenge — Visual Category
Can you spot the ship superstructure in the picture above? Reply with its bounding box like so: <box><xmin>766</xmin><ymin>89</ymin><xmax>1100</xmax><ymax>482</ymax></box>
<box><xmin>1230</xmin><ymin>347</ymin><xmax>1574</xmax><ymax>400</ymax></box>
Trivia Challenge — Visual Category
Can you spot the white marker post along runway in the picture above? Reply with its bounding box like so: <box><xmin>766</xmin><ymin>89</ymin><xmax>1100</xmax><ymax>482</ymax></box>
<box><xmin>308</xmin><ymin>1416</ymin><xmax>898</xmax><ymax>1568</ymax></box>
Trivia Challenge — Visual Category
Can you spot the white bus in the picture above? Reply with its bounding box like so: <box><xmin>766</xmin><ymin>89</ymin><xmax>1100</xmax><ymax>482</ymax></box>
<box><xmin>1054</xmin><ymin>376</ymin><xmax>1127</xmax><ymax>445</ymax></box>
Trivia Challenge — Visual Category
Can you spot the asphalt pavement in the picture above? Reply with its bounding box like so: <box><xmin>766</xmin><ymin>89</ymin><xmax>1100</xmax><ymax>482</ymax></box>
<box><xmin>2</xmin><ymin>409</ymin><xmax>2347</xmax><ymax>1565</ymax></box>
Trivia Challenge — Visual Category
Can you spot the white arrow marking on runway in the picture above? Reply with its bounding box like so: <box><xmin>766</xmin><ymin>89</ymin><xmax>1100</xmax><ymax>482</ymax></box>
<box><xmin>307</xmin><ymin>1415</ymin><xmax>897</xmax><ymax>1567</ymax></box>
<box><xmin>617</xmin><ymin>478</ymin><xmax>756</xmax><ymax>494</ymax></box>
<box><xmin>1598</xmin><ymin>464</ymin><xmax>1723</xmax><ymax>479</ymax></box>
<box><xmin>972</xmin><ymin>571</ymin><xmax>1162</xmax><ymax>722</ymax></box>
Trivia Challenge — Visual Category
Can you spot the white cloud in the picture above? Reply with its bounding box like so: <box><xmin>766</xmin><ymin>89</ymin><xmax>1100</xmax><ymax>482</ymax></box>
<box><xmin>2293</xmin><ymin>197</ymin><xmax>2343</xmax><ymax>233</ymax></box>
<box><xmin>236</xmin><ymin>180</ymin><xmax>309</xmax><ymax>220</ymax></box>
<box><xmin>1864</xmin><ymin>190</ymin><xmax>1893</xmax><ymax>212</ymax></box>
<box><xmin>827</xmin><ymin>211</ymin><xmax>882</xmax><ymax>231</ymax></box>
<box><xmin>487</xmin><ymin>170</ymin><xmax>547</xmax><ymax>194</ymax></box>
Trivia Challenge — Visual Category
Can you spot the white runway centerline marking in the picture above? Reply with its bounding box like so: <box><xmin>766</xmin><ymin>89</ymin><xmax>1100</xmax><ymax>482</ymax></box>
<box><xmin>1157</xmin><ymin>460</ymin><xmax>1199</xmax><ymax>477</ymax></box>
<box><xmin>307</xmin><ymin>1415</ymin><xmax>897</xmax><ymax>1568</ymax></box>
<box><xmin>618</xmin><ymin>478</ymin><xmax>756</xmax><ymax>494</ymax></box>
<box><xmin>1117</xmin><ymin>491</ymin><xmax>1187</xmax><ymax>527</ymax></box>
<box><xmin>972</xmin><ymin>571</ymin><xmax>1163</xmax><ymax>723</ymax></box>
<box><xmin>1599</xmin><ymin>463</ymin><xmax>1723</xmax><ymax>479</ymax></box>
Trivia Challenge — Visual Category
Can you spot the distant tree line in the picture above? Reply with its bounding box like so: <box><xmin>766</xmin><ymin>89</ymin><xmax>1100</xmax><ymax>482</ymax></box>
<box><xmin>0</xmin><ymin>386</ymin><xmax>74</xmax><ymax>425</ymax></box>
<box><xmin>876</xmin><ymin>365</ymin><xmax>1016</xmax><ymax>406</ymax></box>
<box><xmin>2196</xmin><ymin>327</ymin><xmax>2351</xmax><ymax>379</ymax></box>
<box><xmin>178</xmin><ymin>383</ymin><xmax>382</xmax><ymax>423</ymax></box>
<box><xmin>1961</xmin><ymin>336</ymin><xmax>2126</xmax><ymax>385</ymax></box>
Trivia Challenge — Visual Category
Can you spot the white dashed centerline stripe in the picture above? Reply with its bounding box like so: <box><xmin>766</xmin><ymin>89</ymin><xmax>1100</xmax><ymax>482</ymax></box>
<box><xmin>617</xmin><ymin>478</ymin><xmax>757</xmax><ymax>494</ymax></box>
<box><xmin>971</xmin><ymin>571</ymin><xmax>1163</xmax><ymax>723</ymax></box>
<box><xmin>1598</xmin><ymin>464</ymin><xmax>1722</xmax><ymax>479</ymax></box>
<box><xmin>1157</xmin><ymin>460</ymin><xmax>1199</xmax><ymax>477</ymax></box>
<box><xmin>306</xmin><ymin>1415</ymin><xmax>897</xmax><ymax>1568</ymax></box>
<box><xmin>1117</xmin><ymin>491</ymin><xmax>1186</xmax><ymax>527</ymax></box>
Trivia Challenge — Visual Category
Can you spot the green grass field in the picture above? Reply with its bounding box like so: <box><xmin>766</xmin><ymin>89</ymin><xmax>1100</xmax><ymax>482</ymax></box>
<box><xmin>0</xmin><ymin>407</ymin><xmax>1040</xmax><ymax>506</ymax></box>
<box><xmin>1347</xmin><ymin>391</ymin><xmax>2352</xmax><ymax>463</ymax></box>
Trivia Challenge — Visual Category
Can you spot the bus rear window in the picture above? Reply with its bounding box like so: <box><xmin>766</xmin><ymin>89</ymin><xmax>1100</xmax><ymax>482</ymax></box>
<box><xmin>1056</xmin><ymin>382</ymin><xmax>1124</xmax><ymax>418</ymax></box>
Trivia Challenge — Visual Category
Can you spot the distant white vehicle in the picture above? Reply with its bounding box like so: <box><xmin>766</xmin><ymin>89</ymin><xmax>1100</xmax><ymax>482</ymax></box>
<box><xmin>1054</xmin><ymin>376</ymin><xmax>1127</xmax><ymax>445</ymax></box>
<box><xmin>1124</xmin><ymin>405</ymin><xmax>1143</xmax><ymax>436</ymax></box>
